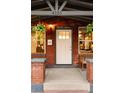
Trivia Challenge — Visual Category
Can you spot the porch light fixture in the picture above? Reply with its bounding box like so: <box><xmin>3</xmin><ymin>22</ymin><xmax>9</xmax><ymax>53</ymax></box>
<box><xmin>49</xmin><ymin>24</ymin><xmax>54</xmax><ymax>28</ymax></box>
<box><xmin>48</xmin><ymin>24</ymin><xmax>55</xmax><ymax>30</ymax></box>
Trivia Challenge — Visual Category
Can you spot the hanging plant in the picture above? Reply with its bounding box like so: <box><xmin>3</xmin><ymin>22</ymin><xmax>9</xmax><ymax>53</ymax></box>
<box><xmin>31</xmin><ymin>24</ymin><xmax>46</xmax><ymax>32</ymax></box>
<box><xmin>86</xmin><ymin>23</ymin><xmax>93</xmax><ymax>34</ymax></box>
<box><xmin>37</xmin><ymin>24</ymin><xmax>46</xmax><ymax>32</ymax></box>
<box><xmin>31</xmin><ymin>26</ymin><xmax>36</xmax><ymax>35</ymax></box>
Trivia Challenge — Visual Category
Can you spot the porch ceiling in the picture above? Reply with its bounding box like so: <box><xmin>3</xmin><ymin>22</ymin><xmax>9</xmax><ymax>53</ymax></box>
<box><xmin>31</xmin><ymin>0</ymin><xmax>93</xmax><ymax>23</ymax></box>
<box><xmin>32</xmin><ymin>0</ymin><xmax>93</xmax><ymax>10</ymax></box>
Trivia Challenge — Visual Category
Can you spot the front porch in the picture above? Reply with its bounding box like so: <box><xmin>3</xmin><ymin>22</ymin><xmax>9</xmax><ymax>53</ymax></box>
<box><xmin>44</xmin><ymin>68</ymin><xmax>89</xmax><ymax>91</ymax></box>
<box><xmin>31</xmin><ymin>20</ymin><xmax>93</xmax><ymax>92</ymax></box>
<box><xmin>32</xmin><ymin>67</ymin><xmax>91</xmax><ymax>93</ymax></box>
<box><xmin>31</xmin><ymin>0</ymin><xmax>93</xmax><ymax>93</ymax></box>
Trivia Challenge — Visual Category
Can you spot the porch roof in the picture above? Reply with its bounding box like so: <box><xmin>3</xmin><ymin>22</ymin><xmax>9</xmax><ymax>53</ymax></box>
<box><xmin>31</xmin><ymin>0</ymin><xmax>93</xmax><ymax>23</ymax></box>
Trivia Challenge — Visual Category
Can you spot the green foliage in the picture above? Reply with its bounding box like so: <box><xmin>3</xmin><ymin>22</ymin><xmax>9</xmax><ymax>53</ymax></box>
<box><xmin>86</xmin><ymin>23</ymin><xmax>93</xmax><ymax>34</ymax></box>
<box><xmin>31</xmin><ymin>24</ymin><xmax>46</xmax><ymax>32</ymax></box>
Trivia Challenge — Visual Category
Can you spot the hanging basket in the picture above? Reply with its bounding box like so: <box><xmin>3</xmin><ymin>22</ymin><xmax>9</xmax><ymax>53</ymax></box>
<box><xmin>31</xmin><ymin>24</ymin><xmax>46</xmax><ymax>32</ymax></box>
<box><xmin>37</xmin><ymin>24</ymin><xmax>46</xmax><ymax>32</ymax></box>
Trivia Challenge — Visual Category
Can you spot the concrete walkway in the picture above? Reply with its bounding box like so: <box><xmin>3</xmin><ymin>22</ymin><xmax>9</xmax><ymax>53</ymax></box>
<box><xmin>44</xmin><ymin>68</ymin><xmax>90</xmax><ymax>93</ymax></box>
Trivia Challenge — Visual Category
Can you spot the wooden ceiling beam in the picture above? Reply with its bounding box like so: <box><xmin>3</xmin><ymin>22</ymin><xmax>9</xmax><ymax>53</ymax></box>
<box><xmin>31</xmin><ymin>11</ymin><xmax>93</xmax><ymax>16</ymax></box>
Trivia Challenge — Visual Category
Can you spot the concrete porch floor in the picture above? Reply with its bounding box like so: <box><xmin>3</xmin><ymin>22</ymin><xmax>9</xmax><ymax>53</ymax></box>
<box><xmin>44</xmin><ymin>68</ymin><xmax>90</xmax><ymax>92</ymax></box>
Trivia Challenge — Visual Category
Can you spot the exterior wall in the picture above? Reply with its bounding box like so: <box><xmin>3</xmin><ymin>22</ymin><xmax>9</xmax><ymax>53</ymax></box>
<box><xmin>46</xmin><ymin>26</ymin><xmax>78</xmax><ymax>65</ymax></box>
<box><xmin>72</xmin><ymin>26</ymin><xmax>79</xmax><ymax>64</ymax></box>
<box><xmin>46</xmin><ymin>28</ymin><xmax>56</xmax><ymax>65</ymax></box>
<box><xmin>31</xmin><ymin>20</ymin><xmax>83</xmax><ymax>65</ymax></box>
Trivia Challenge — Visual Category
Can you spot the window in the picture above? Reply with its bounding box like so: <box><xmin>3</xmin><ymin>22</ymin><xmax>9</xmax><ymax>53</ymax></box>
<box><xmin>31</xmin><ymin>31</ymin><xmax>46</xmax><ymax>54</ymax></box>
<box><xmin>78</xmin><ymin>27</ymin><xmax>93</xmax><ymax>52</ymax></box>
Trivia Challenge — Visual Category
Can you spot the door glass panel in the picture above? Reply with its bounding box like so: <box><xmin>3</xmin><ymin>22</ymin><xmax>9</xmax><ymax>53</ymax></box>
<box><xmin>59</xmin><ymin>31</ymin><xmax>66</xmax><ymax>39</ymax></box>
<box><xmin>58</xmin><ymin>32</ymin><xmax>63</xmax><ymax>39</ymax></box>
<box><xmin>58</xmin><ymin>31</ymin><xmax>70</xmax><ymax>40</ymax></box>
<box><xmin>65</xmin><ymin>31</ymin><xmax>70</xmax><ymax>39</ymax></box>
<box><xmin>62</xmin><ymin>31</ymin><xmax>65</xmax><ymax>39</ymax></box>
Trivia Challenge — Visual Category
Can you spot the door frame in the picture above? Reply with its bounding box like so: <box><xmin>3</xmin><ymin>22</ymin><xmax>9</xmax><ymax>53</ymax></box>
<box><xmin>55</xmin><ymin>27</ymin><xmax>73</xmax><ymax>65</ymax></box>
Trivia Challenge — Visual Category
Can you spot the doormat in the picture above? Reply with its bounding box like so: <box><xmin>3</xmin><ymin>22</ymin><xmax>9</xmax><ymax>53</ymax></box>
<box><xmin>44</xmin><ymin>90</ymin><xmax>88</xmax><ymax>93</ymax></box>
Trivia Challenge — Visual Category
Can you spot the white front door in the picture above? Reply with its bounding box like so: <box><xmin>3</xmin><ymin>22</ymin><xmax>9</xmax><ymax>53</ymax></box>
<box><xmin>56</xmin><ymin>29</ymin><xmax>72</xmax><ymax>64</ymax></box>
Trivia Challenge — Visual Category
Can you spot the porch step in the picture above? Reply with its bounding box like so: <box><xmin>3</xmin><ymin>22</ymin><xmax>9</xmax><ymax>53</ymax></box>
<box><xmin>44</xmin><ymin>83</ymin><xmax>89</xmax><ymax>91</ymax></box>
<box><xmin>44</xmin><ymin>90</ymin><xmax>88</xmax><ymax>93</ymax></box>
<box><xmin>44</xmin><ymin>68</ymin><xmax>90</xmax><ymax>92</ymax></box>
<box><xmin>46</xmin><ymin>64</ymin><xmax>79</xmax><ymax>68</ymax></box>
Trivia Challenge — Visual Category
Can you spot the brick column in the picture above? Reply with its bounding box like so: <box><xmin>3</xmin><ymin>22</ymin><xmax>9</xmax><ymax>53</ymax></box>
<box><xmin>31</xmin><ymin>62</ymin><xmax>45</xmax><ymax>92</ymax></box>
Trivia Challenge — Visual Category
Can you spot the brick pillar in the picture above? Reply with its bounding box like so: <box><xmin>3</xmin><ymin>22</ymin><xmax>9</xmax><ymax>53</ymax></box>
<box><xmin>31</xmin><ymin>62</ymin><xmax>45</xmax><ymax>83</ymax></box>
<box><xmin>31</xmin><ymin>62</ymin><xmax>45</xmax><ymax>92</ymax></box>
<box><xmin>87</xmin><ymin>62</ymin><xmax>93</xmax><ymax>83</ymax></box>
